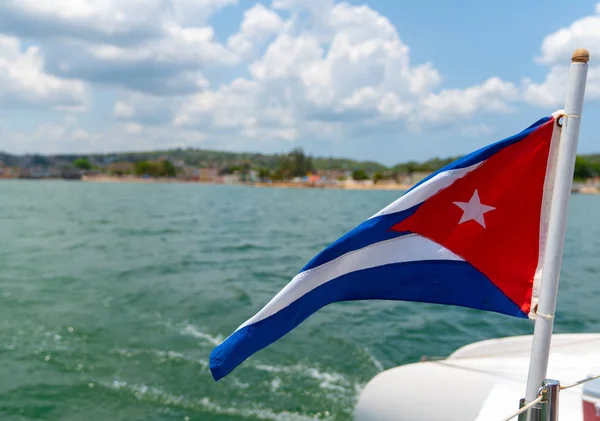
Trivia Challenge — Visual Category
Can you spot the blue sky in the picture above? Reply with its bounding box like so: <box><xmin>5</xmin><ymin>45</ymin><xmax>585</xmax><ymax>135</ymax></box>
<box><xmin>0</xmin><ymin>0</ymin><xmax>598</xmax><ymax>166</ymax></box>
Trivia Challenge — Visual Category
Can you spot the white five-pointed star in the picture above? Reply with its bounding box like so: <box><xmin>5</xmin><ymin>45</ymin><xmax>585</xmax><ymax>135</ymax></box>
<box><xmin>453</xmin><ymin>190</ymin><xmax>496</xmax><ymax>228</ymax></box>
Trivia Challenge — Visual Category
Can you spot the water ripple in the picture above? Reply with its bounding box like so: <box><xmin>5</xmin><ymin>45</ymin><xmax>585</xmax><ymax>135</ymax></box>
<box><xmin>1</xmin><ymin>181</ymin><xmax>599</xmax><ymax>421</ymax></box>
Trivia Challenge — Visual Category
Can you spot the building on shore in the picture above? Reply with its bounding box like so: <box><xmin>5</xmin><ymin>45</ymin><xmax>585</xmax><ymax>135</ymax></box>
<box><xmin>374</xmin><ymin>178</ymin><xmax>400</xmax><ymax>186</ymax></box>
<box><xmin>222</xmin><ymin>173</ymin><xmax>241</xmax><ymax>184</ymax></box>
<box><xmin>408</xmin><ymin>171</ymin><xmax>434</xmax><ymax>185</ymax></box>
<box><xmin>198</xmin><ymin>168</ymin><xmax>218</xmax><ymax>182</ymax></box>
<box><xmin>107</xmin><ymin>162</ymin><xmax>135</xmax><ymax>176</ymax></box>
<box><xmin>0</xmin><ymin>162</ymin><xmax>15</xmax><ymax>178</ymax></box>
<box><xmin>317</xmin><ymin>169</ymin><xmax>352</xmax><ymax>182</ymax></box>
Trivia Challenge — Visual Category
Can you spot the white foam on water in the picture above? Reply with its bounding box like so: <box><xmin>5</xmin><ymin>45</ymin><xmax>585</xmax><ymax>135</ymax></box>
<box><xmin>270</xmin><ymin>377</ymin><xmax>281</xmax><ymax>392</ymax></box>
<box><xmin>114</xmin><ymin>349</ymin><xmax>134</xmax><ymax>358</ymax></box>
<box><xmin>253</xmin><ymin>363</ymin><xmax>357</xmax><ymax>395</ymax></box>
<box><xmin>180</xmin><ymin>325</ymin><xmax>223</xmax><ymax>346</ymax></box>
<box><xmin>154</xmin><ymin>350</ymin><xmax>186</xmax><ymax>361</ymax></box>
<box><xmin>112</xmin><ymin>348</ymin><xmax>209</xmax><ymax>371</ymax></box>
<box><xmin>354</xmin><ymin>382</ymin><xmax>366</xmax><ymax>396</ymax></box>
<box><xmin>105</xmin><ymin>379</ymin><xmax>328</xmax><ymax>421</ymax></box>
<box><xmin>197</xmin><ymin>397</ymin><xmax>328</xmax><ymax>421</ymax></box>
<box><xmin>305</xmin><ymin>367</ymin><xmax>350</xmax><ymax>392</ymax></box>
<box><xmin>254</xmin><ymin>363</ymin><xmax>289</xmax><ymax>373</ymax></box>
<box><xmin>114</xmin><ymin>348</ymin><xmax>185</xmax><ymax>360</ymax></box>
<box><xmin>362</xmin><ymin>347</ymin><xmax>384</xmax><ymax>372</ymax></box>
<box><xmin>231</xmin><ymin>378</ymin><xmax>250</xmax><ymax>390</ymax></box>
<box><xmin>111</xmin><ymin>379</ymin><xmax>128</xmax><ymax>389</ymax></box>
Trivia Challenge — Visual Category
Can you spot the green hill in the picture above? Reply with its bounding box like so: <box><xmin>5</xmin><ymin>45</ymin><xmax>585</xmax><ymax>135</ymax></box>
<box><xmin>2</xmin><ymin>147</ymin><xmax>600</xmax><ymax>180</ymax></box>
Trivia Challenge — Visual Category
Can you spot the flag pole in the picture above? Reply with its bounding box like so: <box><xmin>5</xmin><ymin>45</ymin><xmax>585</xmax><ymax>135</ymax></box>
<box><xmin>524</xmin><ymin>48</ymin><xmax>590</xmax><ymax>404</ymax></box>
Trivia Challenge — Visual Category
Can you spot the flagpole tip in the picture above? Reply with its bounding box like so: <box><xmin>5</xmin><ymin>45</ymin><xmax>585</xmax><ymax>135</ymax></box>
<box><xmin>572</xmin><ymin>48</ymin><xmax>590</xmax><ymax>63</ymax></box>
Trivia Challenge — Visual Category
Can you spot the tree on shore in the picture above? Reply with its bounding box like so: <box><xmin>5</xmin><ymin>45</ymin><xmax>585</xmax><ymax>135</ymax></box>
<box><xmin>73</xmin><ymin>158</ymin><xmax>92</xmax><ymax>170</ymax></box>
<box><xmin>574</xmin><ymin>156</ymin><xmax>600</xmax><ymax>180</ymax></box>
<box><xmin>162</xmin><ymin>160</ymin><xmax>176</xmax><ymax>177</ymax></box>
<box><xmin>134</xmin><ymin>160</ymin><xmax>177</xmax><ymax>177</ymax></box>
<box><xmin>270</xmin><ymin>169</ymin><xmax>285</xmax><ymax>181</ymax></box>
<box><xmin>278</xmin><ymin>148</ymin><xmax>314</xmax><ymax>178</ymax></box>
<box><xmin>352</xmin><ymin>169</ymin><xmax>369</xmax><ymax>181</ymax></box>
<box><xmin>257</xmin><ymin>167</ymin><xmax>270</xmax><ymax>181</ymax></box>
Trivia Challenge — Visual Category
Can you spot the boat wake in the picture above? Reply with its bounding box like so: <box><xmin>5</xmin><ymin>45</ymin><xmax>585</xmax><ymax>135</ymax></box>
<box><xmin>179</xmin><ymin>324</ymin><xmax>223</xmax><ymax>346</ymax></box>
<box><xmin>104</xmin><ymin>379</ymin><xmax>329</xmax><ymax>421</ymax></box>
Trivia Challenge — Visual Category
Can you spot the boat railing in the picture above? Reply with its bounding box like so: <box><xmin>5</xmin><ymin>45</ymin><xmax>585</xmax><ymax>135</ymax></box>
<box><xmin>501</xmin><ymin>373</ymin><xmax>600</xmax><ymax>421</ymax></box>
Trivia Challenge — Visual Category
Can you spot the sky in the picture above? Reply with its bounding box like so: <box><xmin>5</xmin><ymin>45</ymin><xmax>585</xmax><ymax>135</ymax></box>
<box><xmin>0</xmin><ymin>0</ymin><xmax>599</xmax><ymax>166</ymax></box>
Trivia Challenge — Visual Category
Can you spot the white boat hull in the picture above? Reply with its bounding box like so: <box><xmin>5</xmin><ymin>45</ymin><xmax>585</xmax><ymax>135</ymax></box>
<box><xmin>354</xmin><ymin>333</ymin><xmax>600</xmax><ymax>421</ymax></box>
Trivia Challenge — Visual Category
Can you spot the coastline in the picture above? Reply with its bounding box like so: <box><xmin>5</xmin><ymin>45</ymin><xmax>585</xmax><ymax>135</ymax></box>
<box><xmin>4</xmin><ymin>175</ymin><xmax>599</xmax><ymax>194</ymax></box>
<box><xmin>251</xmin><ymin>181</ymin><xmax>412</xmax><ymax>190</ymax></box>
<box><xmin>80</xmin><ymin>175</ymin><xmax>413</xmax><ymax>190</ymax></box>
<box><xmin>81</xmin><ymin>175</ymin><xmax>183</xmax><ymax>184</ymax></box>
<box><xmin>574</xmin><ymin>185</ymin><xmax>600</xmax><ymax>195</ymax></box>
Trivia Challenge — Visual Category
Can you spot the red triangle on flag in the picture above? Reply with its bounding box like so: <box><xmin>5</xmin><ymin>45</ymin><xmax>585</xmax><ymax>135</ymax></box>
<box><xmin>391</xmin><ymin>119</ymin><xmax>555</xmax><ymax>314</ymax></box>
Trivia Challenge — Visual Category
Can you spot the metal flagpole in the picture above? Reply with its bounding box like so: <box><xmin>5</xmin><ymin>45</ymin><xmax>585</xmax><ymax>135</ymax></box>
<box><xmin>523</xmin><ymin>48</ymin><xmax>590</xmax><ymax>406</ymax></box>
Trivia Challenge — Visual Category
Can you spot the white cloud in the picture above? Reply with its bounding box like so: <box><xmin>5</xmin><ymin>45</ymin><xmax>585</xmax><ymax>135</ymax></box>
<box><xmin>227</xmin><ymin>4</ymin><xmax>284</xmax><ymax>58</ymax></box>
<box><xmin>0</xmin><ymin>0</ymin><xmax>237</xmax><ymax>40</ymax></box>
<box><xmin>64</xmin><ymin>115</ymin><xmax>79</xmax><ymax>127</ymax></box>
<box><xmin>44</xmin><ymin>24</ymin><xmax>232</xmax><ymax>95</ymax></box>
<box><xmin>176</xmin><ymin>1</ymin><xmax>515</xmax><ymax>143</ymax></box>
<box><xmin>7</xmin><ymin>121</ymin><xmax>102</xmax><ymax>154</ymax></box>
<box><xmin>523</xmin><ymin>67</ymin><xmax>568</xmax><ymax>108</ymax></box>
<box><xmin>3</xmin><ymin>117</ymin><xmax>208</xmax><ymax>155</ymax></box>
<box><xmin>113</xmin><ymin>91</ymin><xmax>183</xmax><ymax>125</ymax></box>
<box><xmin>72</xmin><ymin>128</ymin><xmax>91</xmax><ymax>141</ymax></box>
<box><xmin>417</xmin><ymin>77</ymin><xmax>518</xmax><ymax>126</ymax></box>
<box><xmin>0</xmin><ymin>0</ymin><xmax>164</xmax><ymax>51</ymax></box>
<box><xmin>536</xmin><ymin>3</ymin><xmax>600</xmax><ymax>66</ymax></box>
<box><xmin>0</xmin><ymin>36</ymin><xmax>87</xmax><ymax>109</ymax></box>
<box><xmin>125</xmin><ymin>122</ymin><xmax>143</xmax><ymax>135</ymax></box>
<box><xmin>524</xmin><ymin>3</ymin><xmax>600</xmax><ymax>107</ymax></box>
<box><xmin>167</xmin><ymin>0</ymin><xmax>239</xmax><ymax>27</ymax></box>
<box><xmin>114</xmin><ymin>101</ymin><xmax>134</xmax><ymax>118</ymax></box>
<box><xmin>524</xmin><ymin>65</ymin><xmax>600</xmax><ymax>108</ymax></box>
<box><xmin>461</xmin><ymin>123</ymin><xmax>493</xmax><ymax>137</ymax></box>
<box><xmin>0</xmin><ymin>0</ymin><xmax>237</xmax><ymax>95</ymax></box>
<box><xmin>175</xmin><ymin>78</ymin><xmax>267</xmax><ymax>129</ymax></box>
<box><xmin>0</xmin><ymin>0</ymin><xmax>552</xmax><ymax>155</ymax></box>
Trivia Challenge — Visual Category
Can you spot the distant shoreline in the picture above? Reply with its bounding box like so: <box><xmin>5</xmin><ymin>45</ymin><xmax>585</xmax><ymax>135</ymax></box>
<box><xmin>251</xmin><ymin>181</ymin><xmax>413</xmax><ymax>190</ymax></box>
<box><xmin>4</xmin><ymin>175</ymin><xmax>600</xmax><ymax>194</ymax></box>
<box><xmin>80</xmin><ymin>175</ymin><xmax>413</xmax><ymax>190</ymax></box>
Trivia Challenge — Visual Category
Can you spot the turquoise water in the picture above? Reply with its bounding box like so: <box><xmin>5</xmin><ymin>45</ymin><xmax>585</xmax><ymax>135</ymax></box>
<box><xmin>1</xmin><ymin>180</ymin><xmax>599</xmax><ymax>421</ymax></box>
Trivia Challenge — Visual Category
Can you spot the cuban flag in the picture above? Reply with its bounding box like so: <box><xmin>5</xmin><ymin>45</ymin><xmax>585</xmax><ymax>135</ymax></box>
<box><xmin>210</xmin><ymin>111</ymin><xmax>562</xmax><ymax>381</ymax></box>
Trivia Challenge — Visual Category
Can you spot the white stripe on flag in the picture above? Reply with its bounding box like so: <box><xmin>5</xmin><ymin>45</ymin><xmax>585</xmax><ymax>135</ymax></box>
<box><xmin>370</xmin><ymin>162</ymin><xmax>482</xmax><ymax>219</ymax></box>
<box><xmin>236</xmin><ymin>234</ymin><xmax>462</xmax><ymax>331</ymax></box>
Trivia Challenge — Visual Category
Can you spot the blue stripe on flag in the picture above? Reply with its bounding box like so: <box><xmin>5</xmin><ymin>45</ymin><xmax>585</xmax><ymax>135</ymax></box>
<box><xmin>299</xmin><ymin>116</ymin><xmax>552</xmax><ymax>273</ymax></box>
<box><xmin>209</xmin><ymin>260</ymin><xmax>527</xmax><ymax>381</ymax></box>
<box><xmin>300</xmin><ymin>205</ymin><xmax>418</xmax><ymax>272</ymax></box>
<box><xmin>406</xmin><ymin>116</ymin><xmax>552</xmax><ymax>194</ymax></box>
